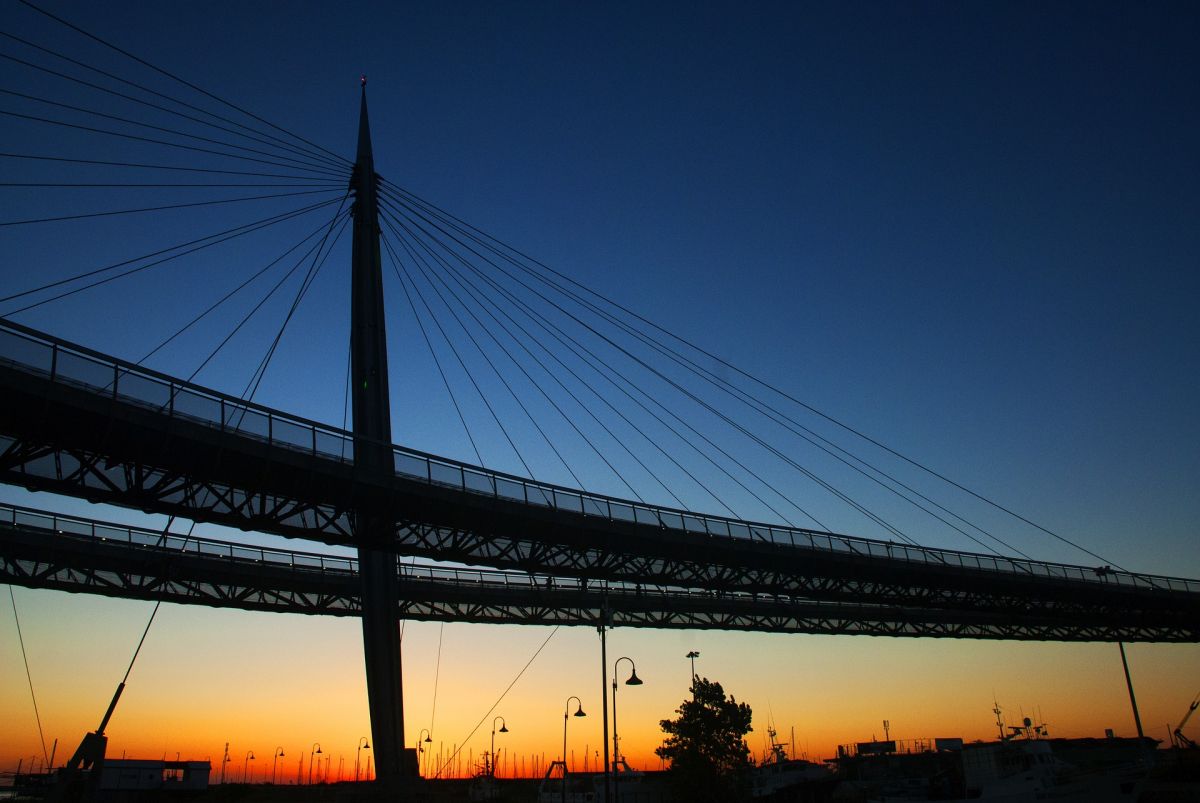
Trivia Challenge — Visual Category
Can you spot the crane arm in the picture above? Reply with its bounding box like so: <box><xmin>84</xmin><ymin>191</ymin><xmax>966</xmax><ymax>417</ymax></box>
<box><xmin>1174</xmin><ymin>693</ymin><xmax>1200</xmax><ymax>749</ymax></box>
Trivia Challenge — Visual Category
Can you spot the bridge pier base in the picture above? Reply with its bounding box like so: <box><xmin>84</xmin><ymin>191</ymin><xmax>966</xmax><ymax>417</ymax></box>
<box><xmin>359</xmin><ymin>540</ymin><xmax>406</xmax><ymax>786</ymax></box>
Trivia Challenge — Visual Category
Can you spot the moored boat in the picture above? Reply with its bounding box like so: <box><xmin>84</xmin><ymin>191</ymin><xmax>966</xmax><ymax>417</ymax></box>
<box><xmin>831</xmin><ymin>724</ymin><xmax>1152</xmax><ymax>802</ymax></box>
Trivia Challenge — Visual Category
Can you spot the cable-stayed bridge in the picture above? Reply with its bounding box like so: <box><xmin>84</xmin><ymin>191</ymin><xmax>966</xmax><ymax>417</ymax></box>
<box><xmin>2</xmin><ymin>1</ymin><xmax>1198</xmax><ymax>788</ymax></box>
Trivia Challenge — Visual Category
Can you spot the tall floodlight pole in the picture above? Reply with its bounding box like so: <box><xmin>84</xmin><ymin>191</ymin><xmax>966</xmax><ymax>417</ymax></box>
<box><xmin>351</xmin><ymin>78</ymin><xmax>405</xmax><ymax>786</ymax></box>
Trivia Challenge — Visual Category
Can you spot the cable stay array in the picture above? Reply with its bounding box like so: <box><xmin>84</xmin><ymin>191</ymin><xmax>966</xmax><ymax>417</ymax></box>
<box><xmin>0</xmin><ymin>0</ymin><xmax>355</xmax><ymax>415</ymax></box>
<box><xmin>0</xmin><ymin>0</ymin><xmax>1124</xmax><ymax>573</ymax></box>
<box><xmin>373</xmin><ymin>181</ymin><xmax>1117</xmax><ymax>566</ymax></box>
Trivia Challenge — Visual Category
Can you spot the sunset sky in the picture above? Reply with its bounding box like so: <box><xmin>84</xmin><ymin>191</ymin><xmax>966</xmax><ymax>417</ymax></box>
<box><xmin>2</xmin><ymin>0</ymin><xmax>1199</xmax><ymax>780</ymax></box>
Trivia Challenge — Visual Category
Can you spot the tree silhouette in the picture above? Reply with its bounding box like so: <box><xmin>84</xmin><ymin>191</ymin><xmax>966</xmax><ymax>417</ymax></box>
<box><xmin>656</xmin><ymin>677</ymin><xmax>754</xmax><ymax>802</ymax></box>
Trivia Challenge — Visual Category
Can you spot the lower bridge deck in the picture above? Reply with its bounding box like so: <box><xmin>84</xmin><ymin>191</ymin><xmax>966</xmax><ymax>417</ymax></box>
<box><xmin>2</xmin><ymin>504</ymin><xmax>1195</xmax><ymax>641</ymax></box>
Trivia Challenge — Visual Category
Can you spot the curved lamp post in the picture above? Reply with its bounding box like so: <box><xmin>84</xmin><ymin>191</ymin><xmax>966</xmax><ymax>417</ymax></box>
<box><xmin>354</xmin><ymin>737</ymin><xmax>370</xmax><ymax>782</ymax></box>
<box><xmin>307</xmin><ymin>743</ymin><xmax>321</xmax><ymax>785</ymax></box>
<box><xmin>243</xmin><ymin>751</ymin><xmax>255</xmax><ymax>784</ymax></box>
<box><xmin>491</xmin><ymin>717</ymin><xmax>509</xmax><ymax>778</ymax></box>
<box><xmin>562</xmin><ymin>696</ymin><xmax>586</xmax><ymax>803</ymax></box>
<box><xmin>271</xmin><ymin>747</ymin><xmax>284</xmax><ymax>785</ymax></box>
<box><xmin>416</xmin><ymin>729</ymin><xmax>432</xmax><ymax>778</ymax></box>
<box><xmin>612</xmin><ymin>658</ymin><xmax>643</xmax><ymax>803</ymax></box>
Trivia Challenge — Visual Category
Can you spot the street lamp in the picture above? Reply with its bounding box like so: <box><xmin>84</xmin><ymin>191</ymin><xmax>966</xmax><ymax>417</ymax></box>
<box><xmin>563</xmin><ymin>696</ymin><xmax>586</xmax><ymax>803</ymax></box>
<box><xmin>686</xmin><ymin>650</ymin><xmax>700</xmax><ymax>691</ymax></box>
<box><xmin>416</xmin><ymin>729</ymin><xmax>432</xmax><ymax>778</ymax></box>
<box><xmin>355</xmin><ymin>737</ymin><xmax>370</xmax><ymax>782</ymax></box>
<box><xmin>490</xmin><ymin>717</ymin><xmax>509</xmax><ymax>779</ymax></box>
<box><xmin>307</xmin><ymin>743</ymin><xmax>322</xmax><ymax>785</ymax></box>
<box><xmin>243</xmin><ymin>751</ymin><xmax>255</xmax><ymax>784</ymax></box>
<box><xmin>612</xmin><ymin>657</ymin><xmax>643</xmax><ymax>803</ymax></box>
<box><xmin>271</xmin><ymin>747</ymin><xmax>284</xmax><ymax>785</ymax></box>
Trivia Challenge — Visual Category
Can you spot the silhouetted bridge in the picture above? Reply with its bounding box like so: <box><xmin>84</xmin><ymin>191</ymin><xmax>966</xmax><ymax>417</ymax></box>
<box><xmin>8</xmin><ymin>10</ymin><xmax>1196</xmax><ymax>789</ymax></box>
<box><xmin>3</xmin><ymin>501</ymin><xmax>1198</xmax><ymax>641</ymax></box>
<box><xmin>3</xmin><ymin>317</ymin><xmax>1198</xmax><ymax>642</ymax></box>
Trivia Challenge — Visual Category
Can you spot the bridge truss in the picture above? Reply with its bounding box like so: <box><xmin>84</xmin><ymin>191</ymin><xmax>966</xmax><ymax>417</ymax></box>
<box><xmin>2</xmin><ymin>504</ymin><xmax>1195</xmax><ymax>642</ymax></box>
<box><xmin>2</xmin><ymin>318</ymin><xmax>1198</xmax><ymax>643</ymax></box>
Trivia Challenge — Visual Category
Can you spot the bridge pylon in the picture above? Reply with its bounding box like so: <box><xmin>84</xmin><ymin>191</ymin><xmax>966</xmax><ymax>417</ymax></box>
<box><xmin>350</xmin><ymin>81</ymin><xmax>406</xmax><ymax>787</ymax></box>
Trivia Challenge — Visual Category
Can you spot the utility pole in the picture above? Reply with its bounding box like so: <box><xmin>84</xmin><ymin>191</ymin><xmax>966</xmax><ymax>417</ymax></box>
<box><xmin>599</xmin><ymin>605</ymin><xmax>610</xmax><ymax>803</ymax></box>
<box><xmin>351</xmin><ymin>77</ymin><xmax>405</xmax><ymax>786</ymax></box>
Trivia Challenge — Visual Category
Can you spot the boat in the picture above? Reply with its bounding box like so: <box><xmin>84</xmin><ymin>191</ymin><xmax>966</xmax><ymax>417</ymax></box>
<box><xmin>751</xmin><ymin>726</ymin><xmax>832</xmax><ymax>798</ymax></box>
<box><xmin>831</xmin><ymin>716</ymin><xmax>1153</xmax><ymax>802</ymax></box>
<box><xmin>536</xmin><ymin>760</ymin><xmax>598</xmax><ymax>803</ymax></box>
<box><xmin>535</xmin><ymin>757</ymin><xmax>646</xmax><ymax>803</ymax></box>
<box><xmin>467</xmin><ymin>751</ymin><xmax>500</xmax><ymax>801</ymax></box>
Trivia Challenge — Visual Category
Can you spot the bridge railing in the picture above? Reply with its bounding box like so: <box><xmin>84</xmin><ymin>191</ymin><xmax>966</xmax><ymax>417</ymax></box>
<box><xmin>0</xmin><ymin>502</ymin><xmax>746</xmax><ymax>600</ymax></box>
<box><xmin>388</xmin><ymin>452</ymin><xmax>1198</xmax><ymax>594</ymax></box>
<box><xmin>0</xmin><ymin>319</ymin><xmax>357</xmax><ymax>463</ymax></box>
<box><xmin>0</xmin><ymin>503</ymin><xmax>360</xmax><ymax>574</ymax></box>
<box><xmin>2</xmin><ymin>318</ymin><xmax>1196</xmax><ymax>595</ymax></box>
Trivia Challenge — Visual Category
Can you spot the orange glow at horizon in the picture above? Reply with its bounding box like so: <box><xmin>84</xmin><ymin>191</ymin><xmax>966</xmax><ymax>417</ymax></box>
<box><xmin>3</xmin><ymin>589</ymin><xmax>1198</xmax><ymax>781</ymax></box>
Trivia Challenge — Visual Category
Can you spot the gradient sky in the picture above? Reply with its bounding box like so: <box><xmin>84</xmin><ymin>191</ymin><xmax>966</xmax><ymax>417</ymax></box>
<box><xmin>2</xmin><ymin>0</ymin><xmax>1198</xmax><ymax>778</ymax></box>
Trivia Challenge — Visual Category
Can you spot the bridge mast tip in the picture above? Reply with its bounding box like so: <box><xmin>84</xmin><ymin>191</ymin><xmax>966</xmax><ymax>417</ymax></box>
<box><xmin>360</xmin><ymin>74</ymin><xmax>367</xmax><ymax>87</ymax></box>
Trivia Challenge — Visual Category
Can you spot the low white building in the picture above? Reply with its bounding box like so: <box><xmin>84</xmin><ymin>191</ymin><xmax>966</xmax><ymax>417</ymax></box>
<box><xmin>99</xmin><ymin>759</ymin><xmax>211</xmax><ymax>791</ymax></box>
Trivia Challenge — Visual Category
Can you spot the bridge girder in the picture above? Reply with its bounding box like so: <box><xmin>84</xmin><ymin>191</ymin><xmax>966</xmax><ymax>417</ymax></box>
<box><xmin>391</xmin><ymin>519</ymin><xmax>1123</xmax><ymax>617</ymax></box>
<box><xmin>3</xmin><ymin>428</ymin><xmax>1169</xmax><ymax>621</ymax></box>
<box><xmin>2</xmin><ymin>330</ymin><xmax>1199</xmax><ymax>641</ymax></box>
<box><xmin>1</xmin><ymin>511</ymin><xmax>1197</xmax><ymax>642</ymax></box>
<box><xmin>3</xmin><ymin>419</ymin><xmax>1191</xmax><ymax>625</ymax></box>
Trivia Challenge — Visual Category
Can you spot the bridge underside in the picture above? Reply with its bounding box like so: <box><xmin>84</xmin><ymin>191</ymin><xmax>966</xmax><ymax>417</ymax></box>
<box><xmin>1</xmin><ymin>509</ymin><xmax>1196</xmax><ymax>642</ymax></box>
<box><xmin>2</xmin><ymin>323</ymin><xmax>1199</xmax><ymax>643</ymax></box>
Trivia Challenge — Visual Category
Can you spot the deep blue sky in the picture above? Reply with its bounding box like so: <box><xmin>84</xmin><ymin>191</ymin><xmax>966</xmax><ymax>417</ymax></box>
<box><xmin>1</xmin><ymin>0</ymin><xmax>1198</xmax><ymax>574</ymax></box>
